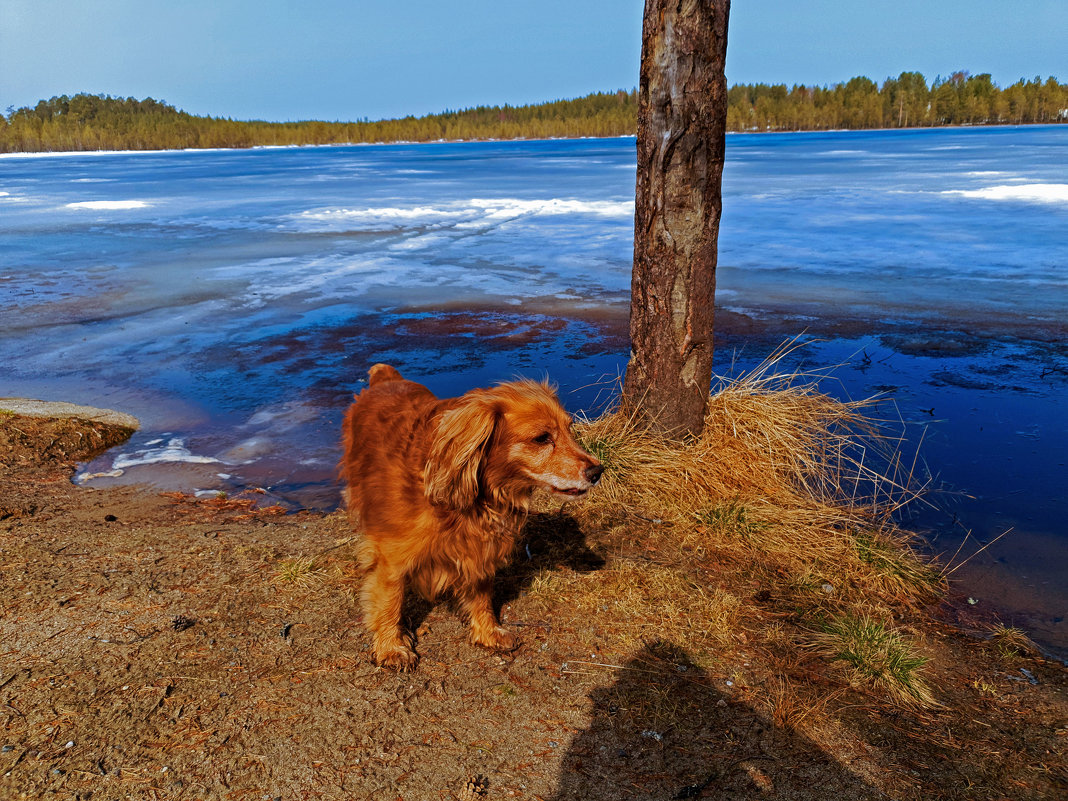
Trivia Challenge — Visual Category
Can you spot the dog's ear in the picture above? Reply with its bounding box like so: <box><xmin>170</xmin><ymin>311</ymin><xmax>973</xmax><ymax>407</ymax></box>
<box><xmin>424</xmin><ymin>394</ymin><xmax>497</xmax><ymax>509</ymax></box>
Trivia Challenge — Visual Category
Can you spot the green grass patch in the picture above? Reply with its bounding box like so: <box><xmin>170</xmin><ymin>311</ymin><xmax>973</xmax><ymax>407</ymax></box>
<box><xmin>815</xmin><ymin>614</ymin><xmax>936</xmax><ymax>708</ymax></box>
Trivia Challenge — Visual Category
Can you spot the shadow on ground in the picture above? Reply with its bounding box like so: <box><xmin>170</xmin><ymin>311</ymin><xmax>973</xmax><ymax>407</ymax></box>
<box><xmin>499</xmin><ymin>510</ymin><xmax>606</xmax><ymax>593</ymax></box>
<box><xmin>550</xmin><ymin>641</ymin><xmax>883</xmax><ymax>801</ymax></box>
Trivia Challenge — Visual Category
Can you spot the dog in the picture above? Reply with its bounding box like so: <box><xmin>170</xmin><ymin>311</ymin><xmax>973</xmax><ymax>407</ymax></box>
<box><xmin>340</xmin><ymin>363</ymin><xmax>603</xmax><ymax>671</ymax></box>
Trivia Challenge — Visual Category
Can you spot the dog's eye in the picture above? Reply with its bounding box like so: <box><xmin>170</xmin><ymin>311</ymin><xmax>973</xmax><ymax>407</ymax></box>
<box><xmin>532</xmin><ymin>432</ymin><xmax>553</xmax><ymax>446</ymax></box>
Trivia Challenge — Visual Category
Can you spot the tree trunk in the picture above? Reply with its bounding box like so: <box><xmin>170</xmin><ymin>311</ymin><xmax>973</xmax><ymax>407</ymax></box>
<box><xmin>623</xmin><ymin>0</ymin><xmax>730</xmax><ymax>439</ymax></box>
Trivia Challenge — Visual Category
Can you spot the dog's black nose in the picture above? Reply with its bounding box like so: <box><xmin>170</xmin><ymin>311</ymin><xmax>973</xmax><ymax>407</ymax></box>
<box><xmin>586</xmin><ymin>464</ymin><xmax>604</xmax><ymax>485</ymax></box>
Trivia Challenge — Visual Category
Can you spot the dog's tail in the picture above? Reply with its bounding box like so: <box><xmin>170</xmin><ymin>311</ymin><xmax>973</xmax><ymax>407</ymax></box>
<box><xmin>368</xmin><ymin>363</ymin><xmax>404</xmax><ymax>387</ymax></box>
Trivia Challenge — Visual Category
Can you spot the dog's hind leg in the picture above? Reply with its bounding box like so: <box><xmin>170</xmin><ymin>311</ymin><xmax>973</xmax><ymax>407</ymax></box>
<box><xmin>362</xmin><ymin>565</ymin><xmax>418</xmax><ymax>671</ymax></box>
<box><xmin>459</xmin><ymin>579</ymin><xmax>518</xmax><ymax>652</ymax></box>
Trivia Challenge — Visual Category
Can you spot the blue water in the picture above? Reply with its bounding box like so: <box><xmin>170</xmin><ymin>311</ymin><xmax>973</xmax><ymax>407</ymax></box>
<box><xmin>2</xmin><ymin>127</ymin><xmax>1066</xmax><ymax>655</ymax></box>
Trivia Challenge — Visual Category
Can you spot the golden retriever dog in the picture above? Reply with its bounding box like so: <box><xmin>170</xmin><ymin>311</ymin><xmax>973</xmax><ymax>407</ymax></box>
<box><xmin>340</xmin><ymin>363</ymin><xmax>603</xmax><ymax>671</ymax></box>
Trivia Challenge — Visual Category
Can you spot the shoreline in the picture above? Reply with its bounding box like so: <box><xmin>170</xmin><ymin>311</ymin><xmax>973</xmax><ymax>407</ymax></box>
<box><xmin>4</xmin><ymin>290</ymin><xmax>1064</xmax><ymax>661</ymax></box>
<box><xmin>2</xmin><ymin>122</ymin><xmax>1064</xmax><ymax>159</ymax></box>
<box><xmin>5</xmin><ymin>305</ymin><xmax>1066</xmax><ymax>666</ymax></box>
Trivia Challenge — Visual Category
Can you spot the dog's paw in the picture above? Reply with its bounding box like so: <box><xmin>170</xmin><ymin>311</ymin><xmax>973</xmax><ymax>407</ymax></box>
<box><xmin>375</xmin><ymin>643</ymin><xmax>419</xmax><ymax>671</ymax></box>
<box><xmin>472</xmin><ymin>625</ymin><xmax>519</xmax><ymax>653</ymax></box>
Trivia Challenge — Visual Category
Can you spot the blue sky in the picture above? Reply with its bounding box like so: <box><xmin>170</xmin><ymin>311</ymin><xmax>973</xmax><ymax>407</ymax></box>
<box><xmin>1</xmin><ymin>0</ymin><xmax>1064</xmax><ymax>121</ymax></box>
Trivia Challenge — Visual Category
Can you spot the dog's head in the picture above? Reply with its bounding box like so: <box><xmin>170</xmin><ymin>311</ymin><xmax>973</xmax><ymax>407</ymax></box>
<box><xmin>424</xmin><ymin>380</ymin><xmax>603</xmax><ymax>510</ymax></box>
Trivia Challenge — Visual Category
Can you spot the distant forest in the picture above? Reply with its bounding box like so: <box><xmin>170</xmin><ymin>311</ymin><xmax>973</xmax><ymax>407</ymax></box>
<box><xmin>2</xmin><ymin>72</ymin><xmax>1065</xmax><ymax>153</ymax></box>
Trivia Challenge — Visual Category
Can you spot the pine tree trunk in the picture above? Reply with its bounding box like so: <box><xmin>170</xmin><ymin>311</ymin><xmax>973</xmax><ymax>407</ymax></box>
<box><xmin>623</xmin><ymin>0</ymin><xmax>730</xmax><ymax>439</ymax></box>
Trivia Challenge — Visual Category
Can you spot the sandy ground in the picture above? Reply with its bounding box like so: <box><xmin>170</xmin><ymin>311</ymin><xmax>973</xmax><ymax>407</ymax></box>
<box><xmin>1</xmin><ymin>411</ymin><xmax>1066</xmax><ymax>800</ymax></box>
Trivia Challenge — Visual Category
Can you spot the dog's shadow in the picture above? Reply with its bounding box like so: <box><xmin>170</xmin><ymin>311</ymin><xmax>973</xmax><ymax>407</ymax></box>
<box><xmin>496</xmin><ymin>509</ymin><xmax>606</xmax><ymax>605</ymax></box>
<box><xmin>400</xmin><ymin>509</ymin><xmax>605</xmax><ymax>635</ymax></box>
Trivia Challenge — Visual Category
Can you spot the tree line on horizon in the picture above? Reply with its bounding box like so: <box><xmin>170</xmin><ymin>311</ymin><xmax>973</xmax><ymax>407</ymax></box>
<box><xmin>1</xmin><ymin>72</ymin><xmax>1064</xmax><ymax>153</ymax></box>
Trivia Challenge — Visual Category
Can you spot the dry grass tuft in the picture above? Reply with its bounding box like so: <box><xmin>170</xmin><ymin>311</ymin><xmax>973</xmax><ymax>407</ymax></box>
<box><xmin>573</xmin><ymin>343</ymin><xmax>941</xmax><ymax>609</ymax></box>
<box><xmin>577</xmin><ymin>343</ymin><xmax>919</xmax><ymax>522</ymax></box>
<box><xmin>988</xmin><ymin>624</ymin><xmax>1039</xmax><ymax>659</ymax></box>
<box><xmin>272</xmin><ymin>557</ymin><xmax>327</xmax><ymax>589</ymax></box>
<box><xmin>763</xmin><ymin>676</ymin><xmax>839</xmax><ymax>731</ymax></box>
<box><xmin>577</xmin><ymin>344</ymin><xmax>891</xmax><ymax>520</ymax></box>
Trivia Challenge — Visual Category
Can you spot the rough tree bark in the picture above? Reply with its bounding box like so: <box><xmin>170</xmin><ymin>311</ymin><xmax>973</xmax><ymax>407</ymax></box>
<box><xmin>623</xmin><ymin>0</ymin><xmax>730</xmax><ymax>439</ymax></box>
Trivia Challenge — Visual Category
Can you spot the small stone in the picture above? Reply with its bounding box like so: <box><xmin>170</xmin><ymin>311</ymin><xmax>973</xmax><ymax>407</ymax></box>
<box><xmin>1</xmin><ymin>745</ymin><xmax>12</xmax><ymax>753</ymax></box>
<box><xmin>821</xmin><ymin>583</ymin><xmax>835</xmax><ymax>594</ymax></box>
<box><xmin>64</xmin><ymin>741</ymin><xmax>74</xmax><ymax>749</ymax></box>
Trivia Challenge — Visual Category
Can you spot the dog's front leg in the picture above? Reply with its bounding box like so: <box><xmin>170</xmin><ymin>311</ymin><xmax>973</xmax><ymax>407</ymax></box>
<box><xmin>460</xmin><ymin>579</ymin><xmax>518</xmax><ymax>652</ymax></box>
<box><xmin>362</xmin><ymin>566</ymin><xmax>418</xmax><ymax>671</ymax></box>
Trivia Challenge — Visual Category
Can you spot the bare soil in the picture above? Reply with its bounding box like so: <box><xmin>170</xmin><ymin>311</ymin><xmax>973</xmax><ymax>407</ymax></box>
<box><xmin>1</xmin><ymin>413</ymin><xmax>1065</xmax><ymax>800</ymax></box>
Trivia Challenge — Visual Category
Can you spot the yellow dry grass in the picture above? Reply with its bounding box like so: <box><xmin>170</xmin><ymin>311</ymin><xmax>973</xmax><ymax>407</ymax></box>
<box><xmin>525</xmin><ymin>557</ymin><xmax>742</xmax><ymax>659</ymax></box>
<box><xmin>573</xmin><ymin>343</ymin><xmax>941</xmax><ymax>608</ymax></box>
<box><xmin>762</xmin><ymin>676</ymin><xmax>843</xmax><ymax>731</ymax></box>
<box><xmin>578</xmin><ymin>344</ymin><xmax>909</xmax><ymax>514</ymax></box>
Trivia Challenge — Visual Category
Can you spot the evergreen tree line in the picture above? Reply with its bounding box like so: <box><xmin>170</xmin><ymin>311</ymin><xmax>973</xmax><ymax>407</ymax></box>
<box><xmin>1</xmin><ymin>72</ymin><xmax>1064</xmax><ymax>153</ymax></box>
<box><xmin>0</xmin><ymin>91</ymin><xmax>637</xmax><ymax>153</ymax></box>
<box><xmin>728</xmin><ymin>71</ymin><xmax>1067</xmax><ymax>131</ymax></box>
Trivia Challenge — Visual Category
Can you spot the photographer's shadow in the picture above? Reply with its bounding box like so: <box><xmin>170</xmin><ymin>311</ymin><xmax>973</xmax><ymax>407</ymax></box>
<box><xmin>550</xmin><ymin>641</ymin><xmax>884</xmax><ymax>800</ymax></box>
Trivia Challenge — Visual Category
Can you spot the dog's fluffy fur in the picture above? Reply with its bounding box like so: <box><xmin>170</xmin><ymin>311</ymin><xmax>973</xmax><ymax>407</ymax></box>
<box><xmin>341</xmin><ymin>364</ymin><xmax>603</xmax><ymax>670</ymax></box>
